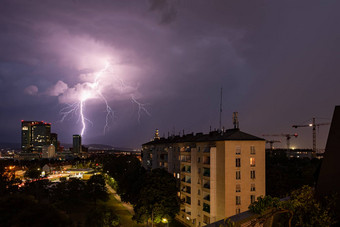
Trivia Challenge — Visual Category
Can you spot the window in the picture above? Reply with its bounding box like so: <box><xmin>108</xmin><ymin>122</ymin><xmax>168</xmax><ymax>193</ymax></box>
<box><xmin>236</xmin><ymin>146</ymin><xmax>241</xmax><ymax>155</ymax></box>
<box><xmin>251</xmin><ymin>183</ymin><xmax>256</xmax><ymax>191</ymax></box>
<box><xmin>236</xmin><ymin>158</ymin><xmax>241</xmax><ymax>167</ymax></box>
<box><xmin>236</xmin><ymin>184</ymin><xmax>241</xmax><ymax>192</ymax></box>
<box><xmin>251</xmin><ymin>170</ymin><xmax>256</xmax><ymax>179</ymax></box>
<box><xmin>236</xmin><ymin>196</ymin><xmax>241</xmax><ymax>205</ymax></box>
<box><xmin>198</xmin><ymin>189</ymin><xmax>201</xmax><ymax>195</ymax></box>
<box><xmin>236</xmin><ymin>171</ymin><xmax>241</xmax><ymax>180</ymax></box>
<box><xmin>251</xmin><ymin>195</ymin><xmax>256</xmax><ymax>204</ymax></box>
<box><xmin>198</xmin><ymin>200</ymin><xmax>201</xmax><ymax>206</ymax></box>
<box><xmin>250</xmin><ymin>157</ymin><xmax>255</xmax><ymax>167</ymax></box>
<box><xmin>198</xmin><ymin>157</ymin><xmax>200</xmax><ymax>163</ymax></box>
<box><xmin>198</xmin><ymin>168</ymin><xmax>201</xmax><ymax>174</ymax></box>
<box><xmin>250</xmin><ymin>146</ymin><xmax>256</xmax><ymax>154</ymax></box>
<box><xmin>236</xmin><ymin>208</ymin><xmax>241</xmax><ymax>214</ymax></box>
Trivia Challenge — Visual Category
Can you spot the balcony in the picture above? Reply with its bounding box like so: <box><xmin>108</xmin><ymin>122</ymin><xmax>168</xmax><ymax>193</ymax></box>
<box><xmin>203</xmin><ymin>168</ymin><xmax>210</xmax><ymax>177</ymax></box>
<box><xmin>181</xmin><ymin>166</ymin><xmax>191</xmax><ymax>173</ymax></box>
<box><xmin>203</xmin><ymin>157</ymin><xmax>210</xmax><ymax>165</ymax></box>
<box><xmin>181</xmin><ymin>176</ymin><xmax>191</xmax><ymax>184</ymax></box>
<box><xmin>181</xmin><ymin>186</ymin><xmax>191</xmax><ymax>194</ymax></box>
<box><xmin>203</xmin><ymin>203</ymin><xmax>210</xmax><ymax>213</ymax></box>
<box><xmin>203</xmin><ymin>183</ymin><xmax>210</xmax><ymax>189</ymax></box>
<box><xmin>203</xmin><ymin>194</ymin><xmax>210</xmax><ymax>201</ymax></box>
<box><xmin>181</xmin><ymin>155</ymin><xmax>191</xmax><ymax>164</ymax></box>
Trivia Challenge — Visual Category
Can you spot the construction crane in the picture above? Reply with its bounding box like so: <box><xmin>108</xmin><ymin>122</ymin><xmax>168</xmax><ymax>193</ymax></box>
<box><xmin>292</xmin><ymin>117</ymin><xmax>330</xmax><ymax>153</ymax></box>
<box><xmin>265</xmin><ymin>140</ymin><xmax>281</xmax><ymax>150</ymax></box>
<box><xmin>262</xmin><ymin>133</ymin><xmax>298</xmax><ymax>151</ymax></box>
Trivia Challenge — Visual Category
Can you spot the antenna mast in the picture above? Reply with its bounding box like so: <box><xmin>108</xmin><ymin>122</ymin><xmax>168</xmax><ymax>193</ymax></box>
<box><xmin>219</xmin><ymin>87</ymin><xmax>223</xmax><ymax>131</ymax></box>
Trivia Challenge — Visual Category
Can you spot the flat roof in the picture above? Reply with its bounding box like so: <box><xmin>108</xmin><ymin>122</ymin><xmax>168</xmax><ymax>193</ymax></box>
<box><xmin>143</xmin><ymin>128</ymin><xmax>264</xmax><ymax>146</ymax></box>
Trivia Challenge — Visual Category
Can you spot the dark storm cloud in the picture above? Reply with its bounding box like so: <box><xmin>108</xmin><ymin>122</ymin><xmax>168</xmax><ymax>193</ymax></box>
<box><xmin>0</xmin><ymin>0</ymin><xmax>339</xmax><ymax>149</ymax></box>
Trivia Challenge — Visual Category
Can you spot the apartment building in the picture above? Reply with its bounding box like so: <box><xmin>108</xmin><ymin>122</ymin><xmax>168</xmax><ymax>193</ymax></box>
<box><xmin>142</xmin><ymin>128</ymin><xmax>265</xmax><ymax>226</ymax></box>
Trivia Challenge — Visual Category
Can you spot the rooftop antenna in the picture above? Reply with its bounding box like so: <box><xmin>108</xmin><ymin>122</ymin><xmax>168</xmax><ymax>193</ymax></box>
<box><xmin>219</xmin><ymin>87</ymin><xmax>223</xmax><ymax>131</ymax></box>
<box><xmin>233</xmin><ymin>112</ymin><xmax>239</xmax><ymax>129</ymax></box>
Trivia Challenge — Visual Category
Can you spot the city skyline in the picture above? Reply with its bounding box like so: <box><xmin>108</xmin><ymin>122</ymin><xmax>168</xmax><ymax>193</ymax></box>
<box><xmin>0</xmin><ymin>1</ymin><xmax>339</xmax><ymax>149</ymax></box>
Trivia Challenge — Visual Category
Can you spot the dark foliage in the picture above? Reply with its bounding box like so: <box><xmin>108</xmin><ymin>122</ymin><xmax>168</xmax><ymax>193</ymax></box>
<box><xmin>0</xmin><ymin>195</ymin><xmax>72</xmax><ymax>227</ymax></box>
<box><xmin>86</xmin><ymin>174</ymin><xmax>109</xmax><ymax>204</ymax></box>
<box><xmin>103</xmin><ymin>155</ymin><xmax>145</xmax><ymax>204</ymax></box>
<box><xmin>133</xmin><ymin>168</ymin><xmax>180</xmax><ymax>224</ymax></box>
<box><xmin>85</xmin><ymin>206</ymin><xmax>119</xmax><ymax>227</ymax></box>
<box><xmin>266</xmin><ymin>153</ymin><xmax>322</xmax><ymax>197</ymax></box>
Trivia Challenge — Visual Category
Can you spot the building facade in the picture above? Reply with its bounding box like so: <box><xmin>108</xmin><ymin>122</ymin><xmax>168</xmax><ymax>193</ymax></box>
<box><xmin>21</xmin><ymin>121</ymin><xmax>51</xmax><ymax>152</ymax></box>
<box><xmin>73</xmin><ymin>135</ymin><xmax>82</xmax><ymax>153</ymax></box>
<box><xmin>142</xmin><ymin>129</ymin><xmax>266</xmax><ymax>226</ymax></box>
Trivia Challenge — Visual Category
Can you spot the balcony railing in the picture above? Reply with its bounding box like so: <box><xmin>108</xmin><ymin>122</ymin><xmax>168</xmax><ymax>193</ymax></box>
<box><xmin>203</xmin><ymin>170</ymin><xmax>210</xmax><ymax>177</ymax></box>
<box><xmin>204</xmin><ymin>195</ymin><xmax>210</xmax><ymax>201</ymax></box>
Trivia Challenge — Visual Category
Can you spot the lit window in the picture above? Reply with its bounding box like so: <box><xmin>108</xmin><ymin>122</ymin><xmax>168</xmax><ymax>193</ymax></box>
<box><xmin>236</xmin><ymin>146</ymin><xmax>241</xmax><ymax>155</ymax></box>
<box><xmin>250</xmin><ymin>146</ymin><xmax>256</xmax><ymax>154</ymax></box>
<box><xmin>250</xmin><ymin>158</ymin><xmax>255</xmax><ymax>167</ymax></box>
<box><xmin>250</xmin><ymin>170</ymin><xmax>256</xmax><ymax>179</ymax></box>
<box><xmin>236</xmin><ymin>184</ymin><xmax>241</xmax><ymax>192</ymax></box>
<box><xmin>236</xmin><ymin>196</ymin><xmax>241</xmax><ymax>205</ymax></box>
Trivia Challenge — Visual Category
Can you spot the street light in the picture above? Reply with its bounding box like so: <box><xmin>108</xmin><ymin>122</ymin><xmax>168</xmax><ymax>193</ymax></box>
<box><xmin>162</xmin><ymin>218</ymin><xmax>169</xmax><ymax>227</ymax></box>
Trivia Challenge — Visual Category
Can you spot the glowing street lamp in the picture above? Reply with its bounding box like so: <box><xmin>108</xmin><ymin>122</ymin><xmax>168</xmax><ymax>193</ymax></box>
<box><xmin>162</xmin><ymin>218</ymin><xmax>169</xmax><ymax>227</ymax></box>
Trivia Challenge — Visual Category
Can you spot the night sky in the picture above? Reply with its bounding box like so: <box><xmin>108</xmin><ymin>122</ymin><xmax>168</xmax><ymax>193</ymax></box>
<box><xmin>1</xmin><ymin>0</ymin><xmax>339</xmax><ymax>149</ymax></box>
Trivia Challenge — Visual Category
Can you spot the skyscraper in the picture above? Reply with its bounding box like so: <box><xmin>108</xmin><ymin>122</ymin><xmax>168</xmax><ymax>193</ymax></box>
<box><xmin>73</xmin><ymin>135</ymin><xmax>82</xmax><ymax>153</ymax></box>
<box><xmin>21</xmin><ymin>121</ymin><xmax>51</xmax><ymax>152</ymax></box>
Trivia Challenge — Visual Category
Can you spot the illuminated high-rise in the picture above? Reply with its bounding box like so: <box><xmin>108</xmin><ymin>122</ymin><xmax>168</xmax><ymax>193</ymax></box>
<box><xmin>21</xmin><ymin>121</ymin><xmax>51</xmax><ymax>152</ymax></box>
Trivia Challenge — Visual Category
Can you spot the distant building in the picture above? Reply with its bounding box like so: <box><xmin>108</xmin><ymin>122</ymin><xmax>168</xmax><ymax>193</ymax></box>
<box><xmin>21</xmin><ymin>121</ymin><xmax>51</xmax><ymax>152</ymax></box>
<box><xmin>267</xmin><ymin>148</ymin><xmax>313</xmax><ymax>159</ymax></box>
<box><xmin>142</xmin><ymin>128</ymin><xmax>266</xmax><ymax>226</ymax></box>
<box><xmin>50</xmin><ymin>133</ymin><xmax>58</xmax><ymax>151</ymax></box>
<box><xmin>317</xmin><ymin>105</ymin><xmax>340</xmax><ymax>218</ymax></box>
<box><xmin>42</xmin><ymin>144</ymin><xmax>56</xmax><ymax>159</ymax></box>
<box><xmin>73</xmin><ymin>135</ymin><xmax>82</xmax><ymax>153</ymax></box>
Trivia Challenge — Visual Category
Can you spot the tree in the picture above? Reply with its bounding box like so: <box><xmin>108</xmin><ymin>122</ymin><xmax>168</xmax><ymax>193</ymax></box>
<box><xmin>133</xmin><ymin>168</ymin><xmax>180</xmax><ymax>225</ymax></box>
<box><xmin>85</xmin><ymin>206</ymin><xmax>119</xmax><ymax>227</ymax></box>
<box><xmin>0</xmin><ymin>194</ymin><xmax>72</xmax><ymax>227</ymax></box>
<box><xmin>249</xmin><ymin>185</ymin><xmax>337</xmax><ymax>227</ymax></box>
<box><xmin>86</xmin><ymin>174</ymin><xmax>109</xmax><ymax>204</ymax></box>
<box><xmin>103</xmin><ymin>155</ymin><xmax>146</xmax><ymax>205</ymax></box>
<box><xmin>24</xmin><ymin>167</ymin><xmax>42</xmax><ymax>179</ymax></box>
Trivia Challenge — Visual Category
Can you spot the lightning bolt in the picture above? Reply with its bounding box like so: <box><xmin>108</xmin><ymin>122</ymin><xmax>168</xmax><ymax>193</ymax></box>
<box><xmin>60</xmin><ymin>60</ymin><xmax>149</xmax><ymax>137</ymax></box>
